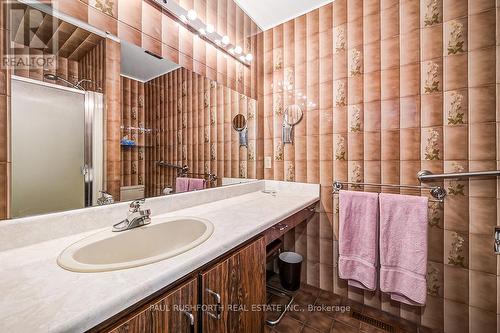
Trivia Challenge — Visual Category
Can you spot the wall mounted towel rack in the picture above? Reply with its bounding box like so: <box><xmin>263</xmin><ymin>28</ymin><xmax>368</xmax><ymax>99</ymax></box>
<box><xmin>417</xmin><ymin>170</ymin><xmax>500</xmax><ymax>181</ymax></box>
<box><xmin>157</xmin><ymin>162</ymin><xmax>217</xmax><ymax>182</ymax></box>
<box><xmin>157</xmin><ymin>161</ymin><xmax>189</xmax><ymax>174</ymax></box>
<box><xmin>180</xmin><ymin>172</ymin><xmax>218</xmax><ymax>182</ymax></box>
<box><xmin>332</xmin><ymin>181</ymin><xmax>447</xmax><ymax>202</ymax></box>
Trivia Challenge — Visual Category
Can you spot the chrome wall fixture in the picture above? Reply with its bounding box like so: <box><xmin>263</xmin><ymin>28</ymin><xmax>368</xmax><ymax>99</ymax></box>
<box><xmin>156</xmin><ymin>161</ymin><xmax>217</xmax><ymax>182</ymax></box>
<box><xmin>495</xmin><ymin>227</ymin><xmax>500</xmax><ymax>254</ymax></box>
<box><xmin>153</xmin><ymin>0</ymin><xmax>253</xmax><ymax>66</ymax></box>
<box><xmin>282</xmin><ymin>105</ymin><xmax>303</xmax><ymax>144</ymax></box>
<box><xmin>417</xmin><ymin>169</ymin><xmax>500</xmax><ymax>181</ymax></box>
<box><xmin>232</xmin><ymin>114</ymin><xmax>248</xmax><ymax>147</ymax></box>
<box><xmin>332</xmin><ymin>181</ymin><xmax>447</xmax><ymax>202</ymax></box>
<box><xmin>157</xmin><ymin>161</ymin><xmax>189</xmax><ymax>175</ymax></box>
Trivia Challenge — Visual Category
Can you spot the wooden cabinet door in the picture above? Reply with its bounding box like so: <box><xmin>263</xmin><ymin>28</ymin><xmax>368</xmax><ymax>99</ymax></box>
<box><xmin>201</xmin><ymin>237</ymin><xmax>266</xmax><ymax>333</ymax></box>
<box><xmin>108</xmin><ymin>278</ymin><xmax>197</xmax><ymax>333</ymax></box>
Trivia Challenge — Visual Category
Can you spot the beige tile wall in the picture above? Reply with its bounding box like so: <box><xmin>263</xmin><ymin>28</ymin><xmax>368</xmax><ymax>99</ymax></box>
<box><xmin>257</xmin><ymin>0</ymin><xmax>500</xmax><ymax>331</ymax></box>
<box><xmin>103</xmin><ymin>38</ymin><xmax>122</xmax><ymax>200</ymax></box>
<box><xmin>144</xmin><ymin>67</ymin><xmax>258</xmax><ymax>197</ymax></box>
<box><xmin>120</xmin><ymin>76</ymin><xmax>146</xmax><ymax>188</ymax></box>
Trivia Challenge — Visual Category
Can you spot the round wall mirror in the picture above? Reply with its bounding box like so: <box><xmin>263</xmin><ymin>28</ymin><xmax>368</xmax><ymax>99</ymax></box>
<box><xmin>232</xmin><ymin>114</ymin><xmax>247</xmax><ymax>131</ymax></box>
<box><xmin>284</xmin><ymin>105</ymin><xmax>303</xmax><ymax>126</ymax></box>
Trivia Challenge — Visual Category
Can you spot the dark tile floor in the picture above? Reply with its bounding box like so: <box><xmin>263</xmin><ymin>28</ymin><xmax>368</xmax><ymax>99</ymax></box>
<box><xmin>265</xmin><ymin>275</ymin><xmax>435</xmax><ymax>333</ymax></box>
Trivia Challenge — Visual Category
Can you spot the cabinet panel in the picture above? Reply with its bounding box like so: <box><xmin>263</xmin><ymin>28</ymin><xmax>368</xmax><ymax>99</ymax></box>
<box><xmin>108</xmin><ymin>278</ymin><xmax>197</xmax><ymax>333</ymax></box>
<box><xmin>201</xmin><ymin>237</ymin><xmax>266</xmax><ymax>333</ymax></box>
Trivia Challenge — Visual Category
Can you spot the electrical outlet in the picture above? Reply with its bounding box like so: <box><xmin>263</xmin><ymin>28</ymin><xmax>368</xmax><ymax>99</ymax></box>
<box><xmin>264</xmin><ymin>156</ymin><xmax>272</xmax><ymax>169</ymax></box>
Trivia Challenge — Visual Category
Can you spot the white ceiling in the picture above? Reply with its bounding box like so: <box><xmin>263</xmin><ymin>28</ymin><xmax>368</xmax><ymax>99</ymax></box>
<box><xmin>120</xmin><ymin>41</ymin><xmax>181</xmax><ymax>83</ymax></box>
<box><xmin>234</xmin><ymin>0</ymin><xmax>333</xmax><ymax>31</ymax></box>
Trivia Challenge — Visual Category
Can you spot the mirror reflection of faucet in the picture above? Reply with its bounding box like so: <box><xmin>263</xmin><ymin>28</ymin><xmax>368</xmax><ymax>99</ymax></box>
<box><xmin>112</xmin><ymin>199</ymin><xmax>151</xmax><ymax>232</ymax></box>
<box><xmin>97</xmin><ymin>191</ymin><xmax>114</xmax><ymax>205</ymax></box>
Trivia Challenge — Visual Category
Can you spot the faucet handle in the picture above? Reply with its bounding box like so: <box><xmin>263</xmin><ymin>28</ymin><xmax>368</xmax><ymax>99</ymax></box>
<box><xmin>129</xmin><ymin>199</ymin><xmax>146</xmax><ymax>212</ymax></box>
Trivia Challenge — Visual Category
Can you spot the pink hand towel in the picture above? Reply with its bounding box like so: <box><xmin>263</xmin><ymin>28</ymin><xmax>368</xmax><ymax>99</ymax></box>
<box><xmin>338</xmin><ymin>190</ymin><xmax>379</xmax><ymax>291</ymax></box>
<box><xmin>175</xmin><ymin>177</ymin><xmax>189</xmax><ymax>193</ymax></box>
<box><xmin>379</xmin><ymin>193</ymin><xmax>428</xmax><ymax>306</ymax></box>
<box><xmin>188</xmin><ymin>178</ymin><xmax>206</xmax><ymax>191</ymax></box>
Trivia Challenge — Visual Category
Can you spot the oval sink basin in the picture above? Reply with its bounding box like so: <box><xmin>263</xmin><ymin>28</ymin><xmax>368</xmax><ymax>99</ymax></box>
<box><xmin>58</xmin><ymin>217</ymin><xmax>214</xmax><ymax>272</ymax></box>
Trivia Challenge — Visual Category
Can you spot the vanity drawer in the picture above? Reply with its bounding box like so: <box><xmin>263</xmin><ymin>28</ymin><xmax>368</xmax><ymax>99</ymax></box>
<box><xmin>263</xmin><ymin>203</ymin><xmax>318</xmax><ymax>245</ymax></box>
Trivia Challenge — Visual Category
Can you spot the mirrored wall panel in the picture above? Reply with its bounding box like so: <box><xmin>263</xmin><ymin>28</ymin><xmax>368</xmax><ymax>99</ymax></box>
<box><xmin>3</xmin><ymin>1</ymin><xmax>259</xmax><ymax>218</ymax></box>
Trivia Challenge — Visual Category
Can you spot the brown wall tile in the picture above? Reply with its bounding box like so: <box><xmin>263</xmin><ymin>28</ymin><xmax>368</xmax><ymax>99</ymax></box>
<box><xmin>256</xmin><ymin>1</ymin><xmax>499</xmax><ymax>331</ymax></box>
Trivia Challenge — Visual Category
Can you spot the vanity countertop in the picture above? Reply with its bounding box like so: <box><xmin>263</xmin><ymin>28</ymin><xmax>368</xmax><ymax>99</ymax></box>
<box><xmin>0</xmin><ymin>181</ymin><xmax>319</xmax><ymax>333</ymax></box>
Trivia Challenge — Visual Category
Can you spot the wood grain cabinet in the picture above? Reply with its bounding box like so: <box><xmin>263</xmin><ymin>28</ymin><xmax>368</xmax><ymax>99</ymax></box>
<box><xmin>102</xmin><ymin>237</ymin><xmax>266</xmax><ymax>333</ymax></box>
<box><xmin>108</xmin><ymin>278</ymin><xmax>198</xmax><ymax>333</ymax></box>
<box><xmin>201</xmin><ymin>237</ymin><xmax>266</xmax><ymax>333</ymax></box>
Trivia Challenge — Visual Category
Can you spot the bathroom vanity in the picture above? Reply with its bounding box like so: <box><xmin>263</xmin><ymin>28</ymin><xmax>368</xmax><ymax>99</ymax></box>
<box><xmin>100</xmin><ymin>237</ymin><xmax>266</xmax><ymax>333</ymax></box>
<box><xmin>0</xmin><ymin>3</ymin><xmax>320</xmax><ymax>331</ymax></box>
<box><xmin>0</xmin><ymin>181</ymin><xmax>319</xmax><ymax>332</ymax></box>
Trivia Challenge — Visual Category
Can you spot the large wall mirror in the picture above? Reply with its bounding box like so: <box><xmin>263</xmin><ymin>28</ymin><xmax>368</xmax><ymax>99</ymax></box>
<box><xmin>5</xmin><ymin>0</ymin><xmax>259</xmax><ymax>219</ymax></box>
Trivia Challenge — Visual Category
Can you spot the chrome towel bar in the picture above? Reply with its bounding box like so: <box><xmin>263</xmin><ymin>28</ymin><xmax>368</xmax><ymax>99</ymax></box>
<box><xmin>417</xmin><ymin>170</ymin><xmax>500</xmax><ymax>181</ymax></box>
<box><xmin>332</xmin><ymin>181</ymin><xmax>447</xmax><ymax>202</ymax></box>
<box><xmin>157</xmin><ymin>162</ymin><xmax>217</xmax><ymax>182</ymax></box>
<box><xmin>157</xmin><ymin>161</ymin><xmax>188</xmax><ymax>172</ymax></box>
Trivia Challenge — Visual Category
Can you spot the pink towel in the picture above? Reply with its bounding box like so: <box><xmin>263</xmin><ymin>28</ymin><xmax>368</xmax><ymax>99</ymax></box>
<box><xmin>175</xmin><ymin>177</ymin><xmax>189</xmax><ymax>193</ymax></box>
<box><xmin>188</xmin><ymin>178</ymin><xmax>206</xmax><ymax>191</ymax></box>
<box><xmin>338</xmin><ymin>190</ymin><xmax>379</xmax><ymax>291</ymax></box>
<box><xmin>379</xmin><ymin>193</ymin><xmax>428</xmax><ymax>306</ymax></box>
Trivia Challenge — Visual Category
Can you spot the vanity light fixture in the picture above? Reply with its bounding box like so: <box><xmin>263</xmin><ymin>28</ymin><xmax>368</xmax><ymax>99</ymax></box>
<box><xmin>154</xmin><ymin>0</ymin><xmax>252</xmax><ymax>66</ymax></box>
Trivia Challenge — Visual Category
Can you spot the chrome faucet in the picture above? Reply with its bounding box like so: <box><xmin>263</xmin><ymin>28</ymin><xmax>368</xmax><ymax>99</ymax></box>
<box><xmin>112</xmin><ymin>199</ymin><xmax>151</xmax><ymax>232</ymax></box>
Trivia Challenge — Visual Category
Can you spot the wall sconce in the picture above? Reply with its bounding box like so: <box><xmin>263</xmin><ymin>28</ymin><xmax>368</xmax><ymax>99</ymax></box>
<box><xmin>154</xmin><ymin>0</ymin><xmax>253</xmax><ymax>67</ymax></box>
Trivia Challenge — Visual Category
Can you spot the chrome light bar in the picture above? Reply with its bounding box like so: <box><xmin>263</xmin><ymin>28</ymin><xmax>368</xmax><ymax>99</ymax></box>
<box><xmin>153</xmin><ymin>0</ymin><xmax>253</xmax><ymax>66</ymax></box>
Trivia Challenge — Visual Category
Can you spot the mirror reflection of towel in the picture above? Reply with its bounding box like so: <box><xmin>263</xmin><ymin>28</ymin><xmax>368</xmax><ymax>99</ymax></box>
<box><xmin>188</xmin><ymin>178</ymin><xmax>206</xmax><ymax>191</ymax></box>
<box><xmin>175</xmin><ymin>178</ymin><xmax>189</xmax><ymax>193</ymax></box>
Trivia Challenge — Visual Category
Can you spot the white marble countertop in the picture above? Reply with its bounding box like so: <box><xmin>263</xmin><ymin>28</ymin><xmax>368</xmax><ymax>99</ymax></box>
<box><xmin>0</xmin><ymin>181</ymin><xmax>319</xmax><ymax>333</ymax></box>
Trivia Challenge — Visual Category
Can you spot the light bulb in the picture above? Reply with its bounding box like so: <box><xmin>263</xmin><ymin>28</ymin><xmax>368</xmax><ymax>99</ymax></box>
<box><xmin>199</xmin><ymin>28</ymin><xmax>206</xmax><ymax>36</ymax></box>
<box><xmin>245</xmin><ymin>53</ymin><xmax>253</xmax><ymax>61</ymax></box>
<box><xmin>180</xmin><ymin>15</ymin><xmax>187</xmax><ymax>23</ymax></box>
<box><xmin>221</xmin><ymin>35</ymin><xmax>230</xmax><ymax>45</ymax></box>
<box><xmin>234</xmin><ymin>46</ymin><xmax>242</xmax><ymax>54</ymax></box>
<box><xmin>187</xmin><ymin>9</ymin><xmax>197</xmax><ymax>21</ymax></box>
<box><xmin>206</xmin><ymin>24</ymin><xmax>215</xmax><ymax>33</ymax></box>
